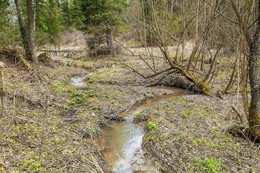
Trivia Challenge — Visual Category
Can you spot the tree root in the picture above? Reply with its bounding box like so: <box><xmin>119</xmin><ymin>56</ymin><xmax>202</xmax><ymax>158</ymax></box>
<box><xmin>0</xmin><ymin>48</ymin><xmax>31</xmax><ymax>69</ymax></box>
<box><xmin>246</xmin><ymin>126</ymin><xmax>260</xmax><ymax>143</ymax></box>
<box><xmin>142</xmin><ymin>66</ymin><xmax>212</xmax><ymax>96</ymax></box>
<box><xmin>228</xmin><ymin>124</ymin><xmax>260</xmax><ymax>143</ymax></box>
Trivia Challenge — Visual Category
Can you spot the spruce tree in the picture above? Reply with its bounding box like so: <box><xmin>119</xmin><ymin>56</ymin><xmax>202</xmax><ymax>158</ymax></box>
<box><xmin>36</xmin><ymin>0</ymin><xmax>63</xmax><ymax>47</ymax></box>
<box><xmin>76</xmin><ymin>0</ymin><xmax>128</xmax><ymax>54</ymax></box>
<box><xmin>0</xmin><ymin>0</ymin><xmax>16</xmax><ymax>47</ymax></box>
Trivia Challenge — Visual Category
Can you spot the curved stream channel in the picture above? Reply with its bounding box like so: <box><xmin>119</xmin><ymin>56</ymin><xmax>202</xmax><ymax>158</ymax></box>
<box><xmin>71</xmin><ymin>76</ymin><xmax>191</xmax><ymax>173</ymax></box>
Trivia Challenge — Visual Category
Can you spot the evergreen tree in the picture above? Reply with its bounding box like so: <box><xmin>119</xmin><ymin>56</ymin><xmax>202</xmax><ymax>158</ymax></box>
<box><xmin>76</xmin><ymin>0</ymin><xmax>128</xmax><ymax>54</ymax></box>
<box><xmin>61</xmin><ymin>0</ymin><xmax>72</xmax><ymax>26</ymax></box>
<box><xmin>0</xmin><ymin>0</ymin><xmax>10</xmax><ymax>34</ymax></box>
<box><xmin>0</xmin><ymin>0</ymin><xmax>17</xmax><ymax>47</ymax></box>
<box><xmin>36</xmin><ymin>0</ymin><xmax>63</xmax><ymax>47</ymax></box>
<box><xmin>48</xmin><ymin>0</ymin><xmax>63</xmax><ymax>47</ymax></box>
<box><xmin>66</xmin><ymin>0</ymin><xmax>85</xmax><ymax>28</ymax></box>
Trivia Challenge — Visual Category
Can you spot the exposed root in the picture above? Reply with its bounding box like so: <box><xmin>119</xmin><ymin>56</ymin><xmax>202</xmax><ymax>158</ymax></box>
<box><xmin>228</xmin><ymin>124</ymin><xmax>260</xmax><ymax>143</ymax></box>
<box><xmin>0</xmin><ymin>48</ymin><xmax>31</xmax><ymax>69</ymax></box>
<box><xmin>227</xmin><ymin>125</ymin><xmax>247</xmax><ymax>137</ymax></box>
<box><xmin>146</xmin><ymin>70</ymin><xmax>202</xmax><ymax>94</ymax></box>
<box><xmin>38</xmin><ymin>52</ymin><xmax>52</xmax><ymax>63</ymax></box>
<box><xmin>246</xmin><ymin>126</ymin><xmax>260</xmax><ymax>143</ymax></box>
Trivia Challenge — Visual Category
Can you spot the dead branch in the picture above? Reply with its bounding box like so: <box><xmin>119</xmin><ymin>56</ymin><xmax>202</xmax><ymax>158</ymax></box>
<box><xmin>9</xmin><ymin>115</ymin><xmax>42</xmax><ymax>125</ymax></box>
<box><xmin>231</xmin><ymin>106</ymin><xmax>244</xmax><ymax>124</ymax></box>
<box><xmin>123</xmin><ymin>63</ymin><xmax>146</xmax><ymax>78</ymax></box>
<box><xmin>113</xmin><ymin>39</ymin><xmax>156</xmax><ymax>73</ymax></box>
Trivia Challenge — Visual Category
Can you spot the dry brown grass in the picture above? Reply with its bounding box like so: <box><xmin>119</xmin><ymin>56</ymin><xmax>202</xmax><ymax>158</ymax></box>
<box><xmin>136</xmin><ymin>95</ymin><xmax>260</xmax><ymax>172</ymax></box>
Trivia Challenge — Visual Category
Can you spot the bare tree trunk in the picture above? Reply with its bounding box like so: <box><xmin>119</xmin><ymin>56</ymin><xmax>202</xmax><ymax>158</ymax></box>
<box><xmin>187</xmin><ymin>40</ymin><xmax>201</xmax><ymax>71</ymax></box>
<box><xmin>240</xmin><ymin>55</ymin><xmax>249</xmax><ymax>118</ymax></box>
<box><xmin>203</xmin><ymin>47</ymin><xmax>220</xmax><ymax>82</ymax></box>
<box><xmin>248</xmin><ymin>1</ymin><xmax>260</xmax><ymax>139</ymax></box>
<box><xmin>106</xmin><ymin>30</ymin><xmax>114</xmax><ymax>55</ymax></box>
<box><xmin>27</xmin><ymin>0</ymin><xmax>37</xmax><ymax>63</ymax></box>
<box><xmin>14</xmin><ymin>0</ymin><xmax>31</xmax><ymax>60</ymax></box>
<box><xmin>223</xmin><ymin>54</ymin><xmax>239</xmax><ymax>93</ymax></box>
<box><xmin>195</xmin><ymin>0</ymin><xmax>200</xmax><ymax>41</ymax></box>
<box><xmin>0</xmin><ymin>69</ymin><xmax>3</xmax><ymax>117</ymax></box>
<box><xmin>15</xmin><ymin>0</ymin><xmax>37</xmax><ymax>63</ymax></box>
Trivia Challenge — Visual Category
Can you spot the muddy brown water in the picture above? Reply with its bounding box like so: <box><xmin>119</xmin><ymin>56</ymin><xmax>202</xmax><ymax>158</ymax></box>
<box><xmin>71</xmin><ymin>77</ymin><xmax>191</xmax><ymax>173</ymax></box>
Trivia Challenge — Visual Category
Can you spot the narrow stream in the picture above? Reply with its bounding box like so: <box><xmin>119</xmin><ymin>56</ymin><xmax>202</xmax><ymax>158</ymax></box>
<box><xmin>96</xmin><ymin>108</ymin><xmax>155</xmax><ymax>173</ymax></box>
<box><xmin>71</xmin><ymin>77</ymin><xmax>190</xmax><ymax>172</ymax></box>
<box><xmin>96</xmin><ymin>88</ymin><xmax>191</xmax><ymax>173</ymax></box>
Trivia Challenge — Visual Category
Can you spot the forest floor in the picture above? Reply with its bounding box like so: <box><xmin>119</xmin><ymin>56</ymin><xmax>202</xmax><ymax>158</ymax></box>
<box><xmin>0</xmin><ymin>45</ymin><xmax>259</xmax><ymax>172</ymax></box>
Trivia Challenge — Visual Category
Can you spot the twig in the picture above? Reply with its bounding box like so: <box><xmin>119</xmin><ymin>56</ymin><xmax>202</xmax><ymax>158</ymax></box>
<box><xmin>9</xmin><ymin>115</ymin><xmax>42</xmax><ymax>125</ymax></box>
<box><xmin>113</xmin><ymin>39</ymin><xmax>156</xmax><ymax>73</ymax></box>
<box><xmin>0</xmin><ymin>69</ymin><xmax>3</xmax><ymax>117</ymax></box>
<box><xmin>145</xmin><ymin>67</ymin><xmax>174</xmax><ymax>79</ymax></box>
<box><xmin>123</xmin><ymin>63</ymin><xmax>146</xmax><ymax>78</ymax></box>
<box><xmin>231</xmin><ymin>106</ymin><xmax>243</xmax><ymax>124</ymax></box>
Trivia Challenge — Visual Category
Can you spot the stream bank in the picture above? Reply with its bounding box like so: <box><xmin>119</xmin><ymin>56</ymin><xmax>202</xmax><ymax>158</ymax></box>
<box><xmin>135</xmin><ymin>94</ymin><xmax>260</xmax><ymax>172</ymax></box>
<box><xmin>1</xmin><ymin>53</ymin><xmax>259</xmax><ymax>172</ymax></box>
<box><xmin>65</xmin><ymin>56</ymin><xmax>260</xmax><ymax>173</ymax></box>
<box><xmin>94</xmin><ymin>87</ymin><xmax>191</xmax><ymax>173</ymax></box>
<box><xmin>72</xmin><ymin>58</ymin><xmax>260</xmax><ymax>172</ymax></box>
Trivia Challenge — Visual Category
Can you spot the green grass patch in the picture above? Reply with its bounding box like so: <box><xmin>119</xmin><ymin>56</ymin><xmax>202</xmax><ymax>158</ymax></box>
<box><xmin>50</xmin><ymin>81</ymin><xmax>69</xmax><ymax>94</ymax></box>
<box><xmin>180</xmin><ymin>109</ymin><xmax>192</xmax><ymax>118</ymax></box>
<box><xmin>192</xmin><ymin>157</ymin><xmax>222</xmax><ymax>173</ymax></box>
<box><xmin>147</xmin><ymin>121</ymin><xmax>157</xmax><ymax>130</ymax></box>
<box><xmin>70</xmin><ymin>88</ymin><xmax>98</xmax><ymax>105</ymax></box>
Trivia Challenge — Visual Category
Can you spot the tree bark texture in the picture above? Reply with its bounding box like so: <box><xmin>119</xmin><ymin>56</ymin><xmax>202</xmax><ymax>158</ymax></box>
<box><xmin>14</xmin><ymin>0</ymin><xmax>31</xmax><ymax>60</ymax></box>
<box><xmin>248</xmin><ymin>1</ymin><xmax>260</xmax><ymax>138</ymax></box>
<box><xmin>27</xmin><ymin>0</ymin><xmax>37</xmax><ymax>63</ymax></box>
<box><xmin>106</xmin><ymin>30</ymin><xmax>114</xmax><ymax>54</ymax></box>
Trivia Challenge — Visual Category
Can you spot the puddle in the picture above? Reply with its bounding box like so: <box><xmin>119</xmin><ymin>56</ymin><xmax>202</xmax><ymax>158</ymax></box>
<box><xmin>71</xmin><ymin>69</ymin><xmax>105</xmax><ymax>87</ymax></box>
<box><xmin>71</xmin><ymin>76</ymin><xmax>86</xmax><ymax>86</ymax></box>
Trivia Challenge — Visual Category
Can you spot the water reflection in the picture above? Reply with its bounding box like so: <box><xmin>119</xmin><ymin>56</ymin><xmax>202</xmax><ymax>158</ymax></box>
<box><xmin>95</xmin><ymin>87</ymin><xmax>192</xmax><ymax>173</ymax></box>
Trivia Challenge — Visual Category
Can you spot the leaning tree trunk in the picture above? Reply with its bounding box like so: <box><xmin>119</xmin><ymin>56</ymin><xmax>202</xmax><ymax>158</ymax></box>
<box><xmin>14</xmin><ymin>0</ymin><xmax>31</xmax><ymax>60</ymax></box>
<box><xmin>248</xmin><ymin>1</ymin><xmax>260</xmax><ymax>139</ymax></box>
<box><xmin>27</xmin><ymin>0</ymin><xmax>37</xmax><ymax>63</ymax></box>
